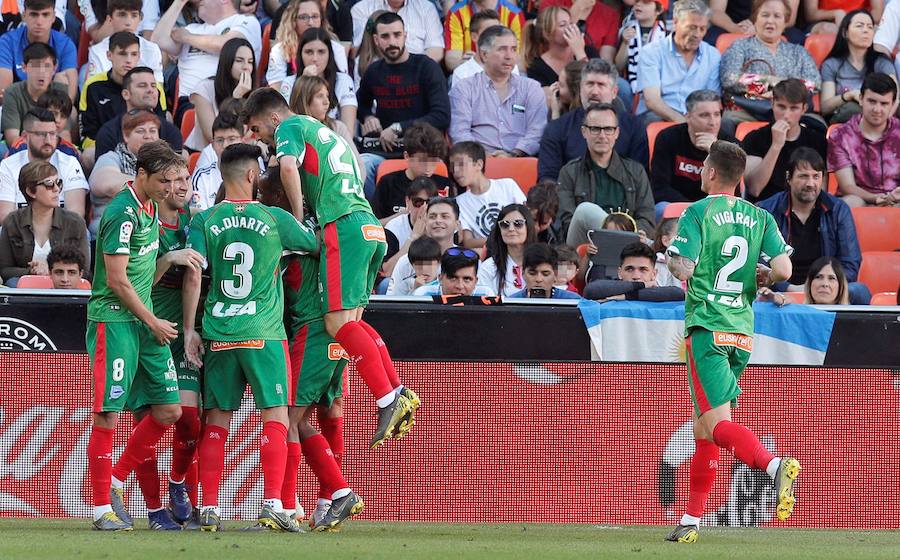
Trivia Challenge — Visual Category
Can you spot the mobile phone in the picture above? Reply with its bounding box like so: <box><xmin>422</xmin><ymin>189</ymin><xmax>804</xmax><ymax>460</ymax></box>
<box><xmin>528</xmin><ymin>288</ymin><xmax>547</xmax><ymax>298</ymax></box>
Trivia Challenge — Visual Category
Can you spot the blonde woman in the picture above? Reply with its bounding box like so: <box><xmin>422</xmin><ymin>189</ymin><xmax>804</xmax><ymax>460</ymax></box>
<box><xmin>522</xmin><ymin>6</ymin><xmax>594</xmax><ymax>87</ymax></box>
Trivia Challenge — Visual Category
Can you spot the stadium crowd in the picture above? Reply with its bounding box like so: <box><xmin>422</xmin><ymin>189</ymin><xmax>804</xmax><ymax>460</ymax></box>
<box><xmin>0</xmin><ymin>0</ymin><xmax>897</xmax><ymax>303</ymax></box>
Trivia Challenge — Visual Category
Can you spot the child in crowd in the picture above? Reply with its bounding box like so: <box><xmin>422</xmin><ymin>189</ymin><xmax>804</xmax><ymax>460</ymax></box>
<box><xmin>615</xmin><ymin>0</ymin><xmax>668</xmax><ymax>91</ymax></box>
<box><xmin>390</xmin><ymin>236</ymin><xmax>442</xmax><ymax>297</ymax></box>
<box><xmin>555</xmin><ymin>244</ymin><xmax>580</xmax><ymax>293</ymax></box>
<box><xmin>651</xmin><ymin>217</ymin><xmax>681</xmax><ymax>288</ymax></box>
<box><xmin>8</xmin><ymin>89</ymin><xmax>79</xmax><ymax>157</ymax></box>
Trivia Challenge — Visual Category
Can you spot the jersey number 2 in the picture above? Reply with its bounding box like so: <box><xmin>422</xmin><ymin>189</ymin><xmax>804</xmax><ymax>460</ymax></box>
<box><xmin>317</xmin><ymin>128</ymin><xmax>363</xmax><ymax>197</ymax></box>
<box><xmin>222</xmin><ymin>242</ymin><xmax>254</xmax><ymax>299</ymax></box>
<box><xmin>714</xmin><ymin>236</ymin><xmax>748</xmax><ymax>293</ymax></box>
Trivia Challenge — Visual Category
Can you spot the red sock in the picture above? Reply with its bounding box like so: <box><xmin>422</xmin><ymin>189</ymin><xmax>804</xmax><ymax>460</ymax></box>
<box><xmin>260</xmin><ymin>422</ymin><xmax>288</xmax><ymax>501</ymax></box>
<box><xmin>301</xmin><ymin>433</ymin><xmax>348</xmax><ymax>497</ymax></box>
<box><xmin>134</xmin><ymin>451</ymin><xmax>162</xmax><ymax>510</ymax></box>
<box><xmin>685</xmin><ymin>439</ymin><xmax>719</xmax><ymax>517</ymax></box>
<box><xmin>359</xmin><ymin>320</ymin><xmax>400</xmax><ymax>389</ymax></box>
<box><xmin>334</xmin><ymin>321</ymin><xmax>393</xmax><ymax>401</ymax></box>
<box><xmin>112</xmin><ymin>415</ymin><xmax>170</xmax><ymax>482</ymax></box>
<box><xmin>198</xmin><ymin>425</ymin><xmax>228</xmax><ymax>507</ymax></box>
<box><xmin>88</xmin><ymin>425</ymin><xmax>114</xmax><ymax>506</ymax></box>
<box><xmin>318</xmin><ymin>415</ymin><xmax>343</xmax><ymax>499</ymax></box>
<box><xmin>186</xmin><ymin>455</ymin><xmax>199</xmax><ymax>505</ymax></box>
<box><xmin>281</xmin><ymin>442</ymin><xmax>302</xmax><ymax>509</ymax></box>
<box><xmin>170</xmin><ymin>406</ymin><xmax>200</xmax><ymax>482</ymax></box>
<box><xmin>713</xmin><ymin>421</ymin><xmax>775</xmax><ymax>470</ymax></box>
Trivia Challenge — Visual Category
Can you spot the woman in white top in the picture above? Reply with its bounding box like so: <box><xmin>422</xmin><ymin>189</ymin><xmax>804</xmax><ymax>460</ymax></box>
<box><xmin>187</xmin><ymin>37</ymin><xmax>257</xmax><ymax>152</ymax></box>
<box><xmin>267</xmin><ymin>0</ymin><xmax>348</xmax><ymax>92</ymax></box>
<box><xmin>477</xmin><ymin>203</ymin><xmax>537</xmax><ymax>297</ymax></box>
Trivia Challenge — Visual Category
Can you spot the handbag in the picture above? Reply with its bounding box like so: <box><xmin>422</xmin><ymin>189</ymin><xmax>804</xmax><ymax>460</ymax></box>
<box><xmin>726</xmin><ymin>58</ymin><xmax>815</xmax><ymax>120</ymax></box>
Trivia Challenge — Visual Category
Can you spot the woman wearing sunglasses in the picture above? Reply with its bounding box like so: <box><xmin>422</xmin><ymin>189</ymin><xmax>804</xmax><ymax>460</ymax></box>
<box><xmin>0</xmin><ymin>160</ymin><xmax>89</xmax><ymax>287</ymax></box>
<box><xmin>478</xmin><ymin>203</ymin><xmax>537</xmax><ymax>297</ymax></box>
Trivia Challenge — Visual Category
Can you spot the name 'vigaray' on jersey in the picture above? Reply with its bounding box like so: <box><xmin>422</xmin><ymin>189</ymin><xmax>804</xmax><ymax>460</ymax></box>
<box><xmin>188</xmin><ymin>200</ymin><xmax>318</xmax><ymax>342</ymax></box>
<box><xmin>668</xmin><ymin>194</ymin><xmax>791</xmax><ymax>337</ymax></box>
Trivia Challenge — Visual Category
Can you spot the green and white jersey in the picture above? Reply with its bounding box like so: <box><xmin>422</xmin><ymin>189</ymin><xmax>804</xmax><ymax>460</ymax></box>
<box><xmin>152</xmin><ymin>209</ymin><xmax>191</xmax><ymax>329</ymax></box>
<box><xmin>668</xmin><ymin>195</ymin><xmax>791</xmax><ymax>336</ymax></box>
<box><xmin>274</xmin><ymin>114</ymin><xmax>371</xmax><ymax>225</ymax></box>
<box><xmin>188</xmin><ymin>200</ymin><xmax>318</xmax><ymax>342</ymax></box>
<box><xmin>87</xmin><ymin>184</ymin><xmax>160</xmax><ymax>323</ymax></box>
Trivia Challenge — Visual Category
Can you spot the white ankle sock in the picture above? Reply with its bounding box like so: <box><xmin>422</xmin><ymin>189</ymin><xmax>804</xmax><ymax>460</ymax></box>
<box><xmin>376</xmin><ymin>392</ymin><xmax>396</xmax><ymax>408</ymax></box>
<box><xmin>766</xmin><ymin>457</ymin><xmax>781</xmax><ymax>479</ymax></box>
<box><xmin>263</xmin><ymin>498</ymin><xmax>284</xmax><ymax>512</ymax></box>
<box><xmin>111</xmin><ymin>476</ymin><xmax>124</xmax><ymax>489</ymax></box>
<box><xmin>680</xmin><ymin>513</ymin><xmax>700</xmax><ymax>527</ymax></box>
<box><xmin>331</xmin><ymin>488</ymin><xmax>351</xmax><ymax>501</ymax></box>
<box><xmin>93</xmin><ymin>504</ymin><xmax>112</xmax><ymax>521</ymax></box>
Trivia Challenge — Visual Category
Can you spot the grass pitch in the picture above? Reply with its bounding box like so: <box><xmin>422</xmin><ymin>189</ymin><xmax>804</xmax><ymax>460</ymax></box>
<box><xmin>0</xmin><ymin>520</ymin><xmax>897</xmax><ymax>560</ymax></box>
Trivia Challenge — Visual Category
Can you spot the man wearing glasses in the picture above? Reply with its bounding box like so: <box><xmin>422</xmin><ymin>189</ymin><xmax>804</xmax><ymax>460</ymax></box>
<box><xmin>0</xmin><ymin>108</ymin><xmax>86</xmax><ymax>223</ymax></box>
<box><xmin>557</xmin><ymin>102</ymin><xmax>655</xmax><ymax>247</ymax></box>
<box><xmin>414</xmin><ymin>247</ymin><xmax>490</xmax><ymax>296</ymax></box>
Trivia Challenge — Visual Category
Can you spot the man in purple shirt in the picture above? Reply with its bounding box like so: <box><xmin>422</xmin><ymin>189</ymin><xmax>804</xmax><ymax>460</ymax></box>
<box><xmin>448</xmin><ymin>25</ymin><xmax>547</xmax><ymax>157</ymax></box>
<box><xmin>828</xmin><ymin>72</ymin><xmax>900</xmax><ymax>208</ymax></box>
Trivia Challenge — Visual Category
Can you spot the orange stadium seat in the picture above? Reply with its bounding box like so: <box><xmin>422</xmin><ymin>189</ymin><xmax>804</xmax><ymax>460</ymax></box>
<box><xmin>851</xmin><ymin>207</ymin><xmax>900</xmax><ymax>252</ymax></box>
<box><xmin>804</xmin><ymin>34</ymin><xmax>836</xmax><ymax>68</ymax></box>
<box><xmin>858</xmin><ymin>251</ymin><xmax>900</xmax><ymax>295</ymax></box>
<box><xmin>181</xmin><ymin>109</ymin><xmax>195</xmax><ymax>142</ymax></box>
<box><xmin>259</xmin><ymin>23</ymin><xmax>272</xmax><ymax>79</ymax></box>
<box><xmin>188</xmin><ymin>152</ymin><xmax>200</xmax><ymax>174</ymax></box>
<box><xmin>870</xmin><ymin>292</ymin><xmax>898</xmax><ymax>306</ymax></box>
<box><xmin>16</xmin><ymin>275</ymin><xmax>91</xmax><ymax>289</ymax></box>
<box><xmin>485</xmin><ymin>157</ymin><xmax>538</xmax><ymax>195</ymax></box>
<box><xmin>662</xmin><ymin>202</ymin><xmax>690</xmax><ymax>218</ymax></box>
<box><xmin>782</xmin><ymin>291</ymin><xmax>806</xmax><ymax>304</ymax></box>
<box><xmin>715</xmin><ymin>33</ymin><xmax>751</xmax><ymax>54</ymax></box>
<box><xmin>735</xmin><ymin>121</ymin><xmax>767</xmax><ymax>141</ymax></box>
<box><xmin>374</xmin><ymin>159</ymin><xmax>449</xmax><ymax>184</ymax></box>
<box><xmin>826</xmin><ymin>173</ymin><xmax>839</xmax><ymax>195</ymax></box>
<box><xmin>646</xmin><ymin>121</ymin><xmax>676</xmax><ymax>167</ymax></box>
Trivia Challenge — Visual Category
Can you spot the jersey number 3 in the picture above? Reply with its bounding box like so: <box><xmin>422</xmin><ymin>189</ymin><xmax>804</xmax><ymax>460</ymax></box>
<box><xmin>714</xmin><ymin>236</ymin><xmax>748</xmax><ymax>294</ymax></box>
<box><xmin>222</xmin><ymin>242</ymin><xmax>254</xmax><ymax>299</ymax></box>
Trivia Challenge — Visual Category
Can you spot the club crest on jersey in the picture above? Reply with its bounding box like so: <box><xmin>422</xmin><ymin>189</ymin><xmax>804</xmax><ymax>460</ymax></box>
<box><xmin>328</xmin><ymin>343</ymin><xmax>350</xmax><ymax>361</ymax></box>
<box><xmin>361</xmin><ymin>224</ymin><xmax>386</xmax><ymax>242</ymax></box>
<box><xmin>234</xmin><ymin>204</ymin><xmax>246</xmax><ymax>213</ymax></box>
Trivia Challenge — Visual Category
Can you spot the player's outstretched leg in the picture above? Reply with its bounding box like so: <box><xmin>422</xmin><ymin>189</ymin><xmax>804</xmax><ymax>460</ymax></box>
<box><xmin>666</xmin><ymin>438</ymin><xmax>719</xmax><ymax>543</ymax></box>
<box><xmin>358</xmin><ymin>321</ymin><xmax>421</xmax><ymax>439</ymax></box>
<box><xmin>774</xmin><ymin>457</ymin><xmax>802</xmax><ymax>521</ymax></box>
<box><xmin>169</xmin><ymin>405</ymin><xmax>201</xmax><ymax>523</ymax></box>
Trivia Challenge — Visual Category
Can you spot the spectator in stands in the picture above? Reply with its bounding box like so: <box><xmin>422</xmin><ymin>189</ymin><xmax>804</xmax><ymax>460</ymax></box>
<box><xmin>88</xmin><ymin>110</ymin><xmax>160</xmax><ymax>238</ymax></box>
<box><xmin>636</xmin><ymin>0</ymin><xmax>720</xmax><ymax>124</ymax></box>
<box><xmin>372</xmin><ymin>121</ymin><xmax>449</xmax><ymax>219</ymax></box>
<box><xmin>651</xmin><ymin>90</ymin><xmax>735</xmax><ymax>213</ymax></box>
<box><xmin>742</xmin><ymin>78</ymin><xmax>828</xmax><ymax>203</ymax></box>
<box><xmin>874</xmin><ymin>0</ymin><xmax>900</xmax><ymax>76</ymax></box>
<box><xmin>707</xmin><ymin>0</ymin><xmax>803</xmax><ymax>45</ymax></box>
<box><xmin>478</xmin><ymin>203</ymin><xmax>536</xmax><ymax>296</ymax></box>
<box><xmin>558</xmin><ymin>103</ymin><xmax>655</xmax><ymax>246</ymax></box>
<box><xmin>538</xmin><ymin>58</ymin><xmax>647</xmax><ymax>180</ymax></box>
<box><xmin>47</xmin><ymin>243</ymin><xmax>86</xmax><ymax>289</ymax></box>
<box><xmin>446</xmin><ymin>4</ymin><xmax>520</xmax><ymax>73</ymax></box>
<box><xmin>388</xmin><ymin>196</ymin><xmax>462</xmax><ymax>295</ymax></box>
<box><xmin>86</xmin><ymin>0</ymin><xmax>164</xmax><ymax>83</ymax></box>
<box><xmin>450</xmin><ymin>141</ymin><xmax>527</xmax><ymax>247</ymax></box>
<box><xmin>758</xmin><ymin>147</ymin><xmax>870</xmax><ymax>304</ymax></box>
<box><xmin>414</xmin><ymin>247</ymin><xmax>488</xmax><ymax>296</ymax></box>
<box><xmin>8</xmin><ymin>89</ymin><xmax>78</xmax><ymax>158</ymax></box>
<box><xmin>388</xmin><ymin>235</ymin><xmax>441</xmax><ymax>296</ymax></box>
<box><xmin>384</xmin><ymin>176</ymin><xmax>439</xmax><ymax>271</ymax></box>
<box><xmin>450</xmin><ymin>10</ymin><xmax>520</xmax><ymax>84</ymax></box>
<box><xmin>509</xmin><ymin>242</ymin><xmax>581</xmax><ymax>299</ymax></box>
<box><xmin>828</xmin><ymin>72</ymin><xmax>900</xmax><ymax>208</ymax></box>
<box><xmin>805</xmin><ymin>0</ymin><xmax>875</xmax><ymax>36</ymax></box>
<box><xmin>0</xmin><ymin>109</ymin><xmax>86</xmax><ymax>223</ymax></box>
<box><xmin>547</xmin><ymin>59</ymin><xmax>584</xmax><ymax>120</ymax></box>
<box><xmin>650</xmin><ymin>217</ymin><xmax>681</xmax><ymax>288</ymax></box>
<box><xmin>449</xmin><ymin>26</ymin><xmax>547</xmax><ymax>157</ymax></box>
<box><xmin>820</xmin><ymin>9</ymin><xmax>895</xmax><ymax>125</ymax></box>
<box><xmin>0</xmin><ymin>0</ymin><xmax>77</xmax><ymax>102</ymax></box>
<box><xmin>555</xmin><ymin>244</ymin><xmax>580</xmax><ymax>291</ymax></box>
<box><xmin>583</xmin><ymin>241</ymin><xmax>685</xmax><ymax>301</ymax></box>
<box><xmin>803</xmin><ymin>256</ymin><xmax>851</xmax><ymax>304</ymax></box>
<box><xmin>525</xmin><ymin>180</ymin><xmax>560</xmax><ymax>245</ymax></box>
<box><xmin>152</xmin><ymin>0</ymin><xmax>262</xmax><ymax>122</ymax></box>
<box><xmin>719</xmin><ymin>0</ymin><xmax>820</xmax><ymax>125</ymax></box>
<box><xmin>187</xmin><ymin>37</ymin><xmax>257</xmax><ymax>152</ymax></box>
<box><xmin>1</xmin><ymin>42</ymin><xmax>68</xmax><ymax>146</ymax></box>
<box><xmin>0</xmin><ymin>160</ymin><xmax>88</xmax><ymax>287</ymax></box>
<box><xmin>354</xmin><ymin>10</ymin><xmax>386</xmax><ymax>87</ymax></box>
<box><xmin>540</xmin><ymin>0</ymin><xmax>619</xmax><ymax>61</ymax></box>
<box><xmin>268</xmin><ymin>0</ymin><xmax>348</xmax><ymax>93</ymax></box>
<box><xmin>351</xmin><ymin>0</ymin><xmax>444</xmax><ymax>63</ymax></box>
<box><xmin>94</xmin><ymin>67</ymin><xmax>183</xmax><ymax>159</ymax></box>
<box><xmin>190</xmin><ymin>109</ymin><xmax>245</xmax><ymax>212</ymax></box>
<box><xmin>616</xmin><ymin>0</ymin><xmax>668</xmax><ymax>93</ymax></box>
<box><xmin>523</xmin><ymin>7</ymin><xmax>594</xmax><ymax>89</ymax></box>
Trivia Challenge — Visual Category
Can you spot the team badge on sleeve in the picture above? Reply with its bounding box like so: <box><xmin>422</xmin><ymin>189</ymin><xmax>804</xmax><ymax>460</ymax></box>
<box><xmin>119</xmin><ymin>221</ymin><xmax>134</xmax><ymax>244</ymax></box>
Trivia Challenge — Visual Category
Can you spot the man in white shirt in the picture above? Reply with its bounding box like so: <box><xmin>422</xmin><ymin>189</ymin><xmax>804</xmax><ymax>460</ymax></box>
<box><xmin>152</xmin><ymin>0</ymin><xmax>261</xmax><ymax>109</ymax></box>
<box><xmin>351</xmin><ymin>0</ymin><xmax>443</xmax><ymax>63</ymax></box>
<box><xmin>86</xmin><ymin>0</ymin><xmax>164</xmax><ymax>83</ymax></box>
<box><xmin>0</xmin><ymin>108</ymin><xmax>87</xmax><ymax>222</ymax></box>
<box><xmin>190</xmin><ymin>111</ymin><xmax>245</xmax><ymax>212</ymax></box>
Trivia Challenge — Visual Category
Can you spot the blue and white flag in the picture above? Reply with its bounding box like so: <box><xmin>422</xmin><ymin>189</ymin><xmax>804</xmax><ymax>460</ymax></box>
<box><xmin>578</xmin><ymin>300</ymin><xmax>836</xmax><ymax>366</ymax></box>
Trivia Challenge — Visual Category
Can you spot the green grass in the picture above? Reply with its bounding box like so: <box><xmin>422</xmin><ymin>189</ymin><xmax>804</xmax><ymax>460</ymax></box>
<box><xmin>0</xmin><ymin>520</ymin><xmax>898</xmax><ymax>559</ymax></box>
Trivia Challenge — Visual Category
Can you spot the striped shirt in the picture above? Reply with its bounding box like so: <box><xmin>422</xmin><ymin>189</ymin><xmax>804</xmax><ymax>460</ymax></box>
<box><xmin>444</xmin><ymin>0</ymin><xmax>524</xmax><ymax>51</ymax></box>
<box><xmin>351</xmin><ymin>0</ymin><xmax>444</xmax><ymax>53</ymax></box>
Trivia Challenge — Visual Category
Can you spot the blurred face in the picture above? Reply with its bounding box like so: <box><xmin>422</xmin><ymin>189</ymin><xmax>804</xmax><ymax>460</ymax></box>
<box><xmin>124</xmin><ymin>121</ymin><xmax>160</xmax><ymax>155</ymax></box>
<box><xmin>110</xmin><ymin>9</ymin><xmax>142</xmax><ymax>33</ymax></box>
<box><xmin>481</xmin><ymin>33</ymin><xmax>518</xmax><ymax>77</ymax></box>
<box><xmin>405</xmin><ymin>188</ymin><xmax>430</xmax><ymax>221</ymax></box>
<box><xmin>125</xmin><ymin>71</ymin><xmax>160</xmax><ymax>110</ymax></box>
<box><xmin>673</xmin><ymin>12</ymin><xmax>708</xmax><ymax>53</ymax></box>
<box><xmin>28</xmin><ymin>174</ymin><xmax>61</xmax><ymax>208</ymax></box>
<box><xmin>861</xmin><ymin>88</ymin><xmax>895</xmax><ymax>129</ymax></box>
<box><xmin>845</xmin><ymin>12</ymin><xmax>875</xmax><ymax>49</ymax></box>
<box><xmin>498</xmin><ymin>210</ymin><xmax>528</xmax><ymax>247</ymax></box>
<box><xmin>406</xmin><ymin>152</ymin><xmax>440</xmax><ymax>178</ymax></box>
<box><xmin>425</xmin><ymin>202</ymin><xmax>458</xmax><ymax>241</ymax></box>
<box><xmin>294</xmin><ymin>1</ymin><xmax>322</xmax><ymax>35</ymax></box>
<box><xmin>524</xmin><ymin>262</ymin><xmax>556</xmax><ymax>292</ymax></box>
<box><xmin>557</xmin><ymin>261</ymin><xmax>577</xmax><ymax>283</ymax></box>
<box><xmin>412</xmin><ymin>259</ymin><xmax>439</xmax><ymax>285</ymax></box>
<box><xmin>618</xmin><ymin>255</ymin><xmax>656</xmax><ymax>285</ymax></box>
<box><xmin>788</xmin><ymin>162</ymin><xmax>823</xmax><ymax>204</ymax></box>
<box><xmin>212</xmin><ymin>127</ymin><xmax>243</xmax><ymax>159</ymax></box>
<box><xmin>374</xmin><ymin>21</ymin><xmax>407</xmax><ymax>63</ymax></box>
<box><xmin>810</xmin><ymin>264</ymin><xmax>840</xmax><ymax>304</ymax></box>
<box><xmin>26</xmin><ymin>119</ymin><xmax>58</xmax><ymax>160</ymax></box>
<box><xmin>471</xmin><ymin>19</ymin><xmax>500</xmax><ymax>52</ymax></box>
<box><xmin>109</xmin><ymin>44</ymin><xmax>141</xmax><ymax>77</ymax></box>
<box><xmin>772</xmin><ymin>97</ymin><xmax>805</xmax><ymax>129</ymax></box>
<box><xmin>24</xmin><ymin>7</ymin><xmax>54</xmax><ymax>40</ymax></box>
<box><xmin>231</xmin><ymin>46</ymin><xmax>254</xmax><ymax>81</ymax></box>
<box><xmin>441</xmin><ymin>265</ymin><xmax>478</xmax><ymax>295</ymax></box>
<box><xmin>581</xmin><ymin>109</ymin><xmax>619</xmax><ymax>157</ymax></box>
<box><xmin>306</xmin><ymin>85</ymin><xmax>331</xmax><ymax>121</ymax></box>
<box><xmin>754</xmin><ymin>0</ymin><xmax>787</xmax><ymax>43</ymax></box>
<box><xmin>449</xmin><ymin>153</ymin><xmax>481</xmax><ymax>188</ymax></box>
<box><xmin>24</xmin><ymin>56</ymin><xmax>55</xmax><ymax>91</ymax></box>
<box><xmin>580</xmin><ymin>71</ymin><xmax>617</xmax><ymax>107</ymax></box>
<box><xmin>632</xmin><ymin>0</ymin><xmax>661</xmax><ymax>23</ymax></box>
<box><xmin>686</xmin><ymin>100</ymin><xmax>722</xmax><ymax>136</ymax></box>
<box><xmin>301</xmin><ymin>40</ymin><xmax>330</xmax><ymax>76</ymax></box>
<box><xmin>50</xmin><ymin>262</ymin><xmax>81</xmax><ymax>289</ymax></box>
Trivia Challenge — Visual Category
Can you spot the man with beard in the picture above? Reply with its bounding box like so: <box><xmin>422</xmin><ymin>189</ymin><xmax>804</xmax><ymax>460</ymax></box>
<box><xmin>0</xmin><ymin>108</ymin><xmax>86</xmax><ymax>222</ymax></box>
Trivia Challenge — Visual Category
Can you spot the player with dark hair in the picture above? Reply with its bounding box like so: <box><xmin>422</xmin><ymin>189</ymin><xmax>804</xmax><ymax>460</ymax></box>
<box><xmin>665</xmin><ymin>140</ymin><xmax>800</xmax><ymax>544</ymax></box>
<box><xmin>182</xmin><ymin>143</ymin><xmax>319</xmax><ymax>532</ymax></box>
<box><xmin>86</xmin><ymin>141</ymin><xmax>204</xmax><ymax>531</ymax></box>
<box><xmin>242</xmin><ymin>87</ymin><xmax>419</xmax><ymax>449</ymax></box>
